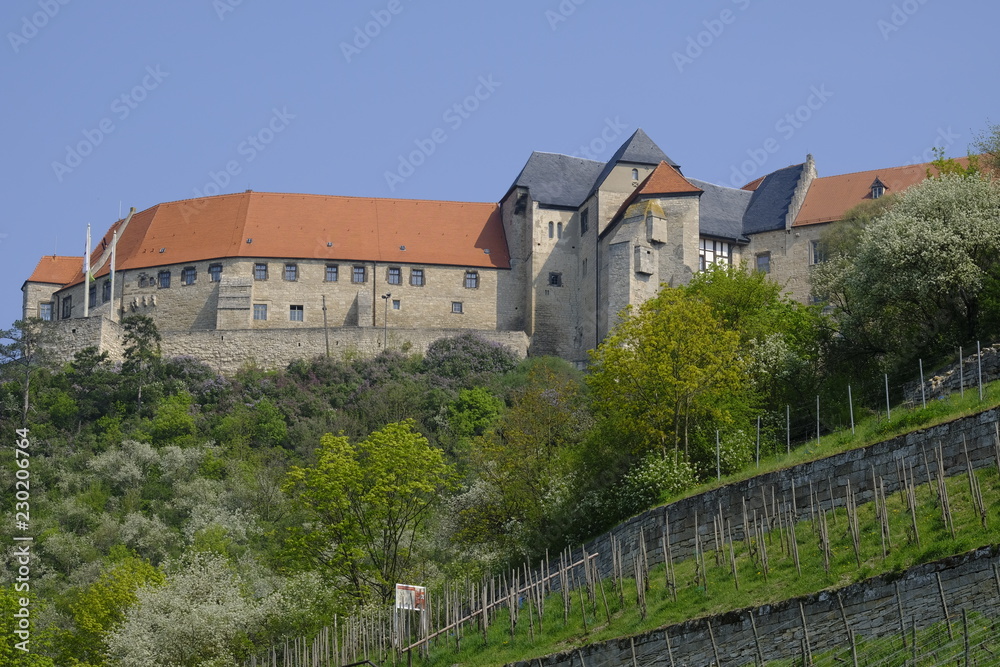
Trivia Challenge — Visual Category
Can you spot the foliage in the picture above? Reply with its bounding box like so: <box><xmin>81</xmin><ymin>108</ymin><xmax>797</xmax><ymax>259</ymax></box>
<box><xmin>455</xmin><ymin>364</ymin><xmax>589</xmax><ymax>561</ymax></box>
<box><xmin>0</xmin><ymin>318</ymin><xmax>55</xmax><ymax>425</ymax></box>
<box><xmin>587</xmin><ymin>288</ymin><xmax>755</xmax><ymax>467</ymax></box>
<box><xmin>283</xmin><ymin>420</ymin><xmax>455</xmax><ymax>604</ymax></box>
<box><xmin>422</xmin><ymin>333</ymin><xmax>519</xmax><ymax>386</ymax></box>
<box><xmin>682</xmin><ymin>264</ymin><xmax>825</xmax><ymax>411</ymax></box>
<box><xmin>813</xmin><ymin>173</ymin><xmax>1000</xmax><ymax>375</ymax></box>
<box><xmin>64</xmin><ymin>548</ymin><xmax>165</xmax><ymax>664</ymax></box>
<box><xmin>928</xmin><ymin>145</ymin><xmax>980</xmax><ymax>177</ymax></box>
<box><xmin>121</xmin><ymin>315</ymin><xmax>162</xmax><ymax>412</ymax></box>
<box><xmin>971</xmin><ymin>120</ymin><xmax>1000</xmax><ymax>175</ymax></box>
<box><xmin>613</xmin><ymin>451</ymin><xmax>696</xmax><ymax>519</ymax></box>
<box><xmin>105</xmin><ymin>552</ymin><xmax>277</xmax><ymax>667</ymax></box>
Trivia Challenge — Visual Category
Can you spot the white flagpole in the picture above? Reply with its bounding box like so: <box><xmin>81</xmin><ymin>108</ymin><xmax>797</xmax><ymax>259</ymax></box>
<box><xmin>84</xmin><ymin>224</ymin><xmax>92</xmax><ymax>318</ymax></box>
<box><xmin>110</xmin><ymin>229</ymin><xmax>118</xmax><ymax>321</ymax></box>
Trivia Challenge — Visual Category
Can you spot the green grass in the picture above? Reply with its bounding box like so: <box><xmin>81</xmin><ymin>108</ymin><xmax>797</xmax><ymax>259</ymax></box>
<box><xmin>311</xmin><ymin>383</ymin><xmax>1000</xmax><ymax>667</ymax></box>
<box><xmin>768</xmin><ymin>611</ymin><xmax>1000</xmax><ymax>666</ymax></box>
<box><xmin>660</xmin><ymin>377</ymin><xmax>1000</xmax><ymax>510</ymax></box>
<box><xmin>407</xmin><ymin>464</ymin><xmax>1000</xmax><ymax>666</ymax></box>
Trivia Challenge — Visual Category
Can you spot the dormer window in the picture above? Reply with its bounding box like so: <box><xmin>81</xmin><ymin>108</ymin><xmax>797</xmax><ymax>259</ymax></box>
<box><xmin>870</xmin><ymin>178</ymin><xmax>886</xmax><ymax>199</ymax></box>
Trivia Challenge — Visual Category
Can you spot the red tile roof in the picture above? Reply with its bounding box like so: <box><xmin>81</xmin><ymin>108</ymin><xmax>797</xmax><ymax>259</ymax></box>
<box><xmin>41</xmin><ymin>192</ymin><xmax>509</xmax><ymax>289</ymax></box>
<box><xmin>26</xmin><ymin>256</ymin><xmax>82</xmax><ymax>285</ymax></box>
<box><xmin>794</xmin><ymin>158</ymin><xmax>972</xmax><ymax>227</ymax></box>
<box><xmin>637</xmin><ymin>162</ymin><xmax>703</xmax><ymax>196</ymax></box>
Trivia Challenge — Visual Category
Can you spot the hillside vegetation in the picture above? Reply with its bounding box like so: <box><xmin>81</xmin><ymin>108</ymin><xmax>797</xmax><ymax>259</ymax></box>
<box><xmin>3</xmin><ymin>164</ymin><xmax>1000</xmax><ymax>665</ymax></box>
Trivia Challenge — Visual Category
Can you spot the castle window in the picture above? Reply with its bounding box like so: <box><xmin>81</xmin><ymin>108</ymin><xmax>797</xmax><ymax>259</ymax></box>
<box><xmin>410</xmin><ymin>269</ymin><xmax>424</xmax><ymax>286</ymax></box>
<box><xmin>325</xmin><ymin>265</ymin><xmax>339</xmax><ymax>282</ymax></box>
<box><xmin>284</xmin><ymin>264</ymin><xmax>298</xmax><ymax>281</ymax></box>
<box><xmin>548</xmin><ymin>272</ymin><xmax>563</xmax><ymax>287</ymax></box>
<box><xmin>698</xmin><ymin>239</ymin><xmax>731</xmax><ymax>271</ymax></box>
<box><xmin>254</xmin><ymin>263</ymin><xmax>268</xmax><ymax>281</ymax></box>
<box><xmin>102</xmin><ymin>280</ymin><xmax>111</xmax><ymax>302</ymax></box>
<box><xmin>548</xmin><ymin>221</ymin><xmax>554</xmax><ymax>239</ymax></box>
<box><xmin>756</xmin><ymin>252</ymin><xmax>771</xmax><ymax>274</ymax></box>
<box><xmin>632</xmin><ymin>168</ymin><xmax>639</xmax><ymax>180</ymax></box>
<box><xmin>253</xmin><ymin>304</ymin><xmax>268</xmax><ymax>321</ymax></box>
<box><xmin>451</xmin><ymin>301</ymin><xmax>464</xmax><ymax>314</ymax></box>
<box><xmin>61</xmin><ymin>296</ymin><xmax>72</xmax><ymax>319</ymax></box>
<box><xmin>209</xmin><ymin>264</ymin><xmax>222</xmax><ymax>282</ymax></box>
<box><xmin>182</xmin><ymin>267</ymin><xmax>197</xmax><ymax>285</ymax></box>
<box><xmin>39</xmin><ymin>303</ymin><xmax>52</xmax><ymax>321</ymax></box>
<box><xmin>139</xmin><ymin>275</ymin><xmax>148</xmax><ymax>288</ymax></box>
<box><xmin>387</xmin><ymin>267</ymin><xmax>401</xmax><ymax>285</ymax></box>
<box><xmin>557</xmin><ymin>222</ymin><xmax>563</xmax><ymax>239</ymax></box>
<box><xmin>352</xmin><ymin>266</ymin><xmax>367</xmax><ymax>283</ymax></box>
<box><xmin>392</xmin><ymin>299</ymin><xmax>401</xmax><ymax>310</ymax></box>
<box><xmin>158</xmin><ymin>271</ymin><xmax>171</xmax><ymax>288</ymax></box>
<box><xmin>464</xmin><ymin>271</ymin><xmax>479</xmax><ymax>289</ymax></box>
<box><xmin>289</xmin><ymin>304</ymin><xmax>304</xmax><ymax>321</ymax></box>
<box><xmin>580</xmin><ymin>208</ymin><xmax>590</xmax><ymax>235</ymax></box>
<box><xmin>811</xmin><ymin>240</ymin><xmax>826</xmax><ymax>265</ymax></box>
<box><xmin>89</xmin><ymin>284</ymin><xmax>97</xmax><ymax>308</ymax></box>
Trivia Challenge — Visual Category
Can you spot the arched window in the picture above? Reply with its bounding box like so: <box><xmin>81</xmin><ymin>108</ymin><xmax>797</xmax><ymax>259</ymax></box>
<box><xmin>631</xmin><ymin>168</ymin><xmax>639</xmax><ymax>180</ymax></box>
<box><xmin>548</xmin><ymin>221</ymin><xmax>554</xmax><ymax>239</ymax></box>
<box><xmin>557</xmin><ymin>222</ymin><xmax>563</xmax><ymax>239</ymax></box>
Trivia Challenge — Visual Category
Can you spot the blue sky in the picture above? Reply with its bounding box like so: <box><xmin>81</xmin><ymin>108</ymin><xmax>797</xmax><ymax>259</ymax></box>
<box><xmin>2</xmin><ymin>0</ymin><xmax>998</xmax><ymax>327</ymax></box>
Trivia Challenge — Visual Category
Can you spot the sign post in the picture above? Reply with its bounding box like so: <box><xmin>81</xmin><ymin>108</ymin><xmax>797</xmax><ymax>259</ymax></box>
<box><xmin>394</xmin><ymin>584</ymin><xmax>427</xmax><ymax>658</ymax></box>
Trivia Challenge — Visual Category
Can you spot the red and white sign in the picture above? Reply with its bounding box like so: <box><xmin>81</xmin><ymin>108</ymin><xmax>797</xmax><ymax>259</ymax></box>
<box><xmin>394</xmin><ymin>584</ymin><xmax>426</xmax><ymax>611</ymax></box>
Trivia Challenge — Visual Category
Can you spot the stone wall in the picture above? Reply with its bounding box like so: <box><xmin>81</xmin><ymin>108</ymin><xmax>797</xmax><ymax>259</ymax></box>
<box><xmin>544</xmin><ymin>408</ymin><xmax>1000</xmax><ymax>595</ymax></box>
<box><xmin>158</xmin><ymin>326</ymin><xmax>528</xmax><ymax>375</ymax></box>
<box><xmin>39</xmin><ymin>316</ymin><xmax>527</xmax><ymax>375</ymax></box>
<box><xmin>44</xmin><ymin>315</ymin><xmax>125</xmax><ymax>364</ymax></box>
<box><xmin>510</xmin><ymin>545</ymin><xmax>1000</xmax><ymax>666</ymax></box>
<box><xmin>744</xmin><ymin>222</ymin><xmax>827</xmax><ymax>304</ymax></box>
<box><xmin>904</xmin><ymin>343</ymin><xmax>1000</xmax><ymax>405</ymax></box>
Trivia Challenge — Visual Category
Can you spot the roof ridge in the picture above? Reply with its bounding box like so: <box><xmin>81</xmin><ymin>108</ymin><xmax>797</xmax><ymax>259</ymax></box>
<box><xmin>148</xmin><ymin>191</ymin><xmax>501</xmax><ymax>210</ymax></box>
<box><xmin>527</xmin><ymin>150</ymin><xmax>604</xmax><ymax>164</ymax></box>
<box><xmin>813</xmin><ymin>157</ymin><xmax>969</xmax><ymax>181</ymax></box>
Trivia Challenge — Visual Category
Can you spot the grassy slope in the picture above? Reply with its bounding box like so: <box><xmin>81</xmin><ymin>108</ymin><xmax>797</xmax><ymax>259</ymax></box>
<box><xmin>419</xmin><ymin>383</ymin><xmax>1000</xmax><ymax>666</ymax></box>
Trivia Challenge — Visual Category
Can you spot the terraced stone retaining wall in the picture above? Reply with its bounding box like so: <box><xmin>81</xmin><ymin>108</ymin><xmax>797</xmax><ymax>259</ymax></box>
<box><xmin>545</xmin><ymin>409</ymin><xmax>1000</xmax><ymax>593</ymax></box>
<box><xmin>511</xmin><ymin>546</ymin><xmax>1000</xmax><ymax>666</ymax></box>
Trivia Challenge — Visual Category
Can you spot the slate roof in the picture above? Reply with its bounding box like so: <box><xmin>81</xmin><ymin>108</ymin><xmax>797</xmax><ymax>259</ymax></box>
<box><xmin>741</xmin><ymin>163</ymin><xmax>806</xmax><ymax>234</ymax></box>
<box><xmin>509</xmin><ymin>152</ymin><xmax>604</xmax><ymax>208</ymax></box>
<box><xmin>687</xmin><ymin>179</ymin><xmax>752</xmax><ymax>243</ymax></box>
<box><xmin>42</xmin><ymin>192</ymin><xmax>509</xmax><ymax>290</ymax></box>
<box><xmin>589</xmin><ymin>129</ymin><xmax>680</xmax><ymax>197</ymax></box>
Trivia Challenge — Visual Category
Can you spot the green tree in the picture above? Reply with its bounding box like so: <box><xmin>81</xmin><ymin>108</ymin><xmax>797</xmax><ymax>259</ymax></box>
<box><xmin>813</xmin><ymin>173</ymin><xmax>1000</xmax><ymax>373</ymax></box>
<box><xmin>588</xmin><ymin>288</ymin><xmax>754</xmax><ymax>467</ymax></box>
<box><xmin>0</xmin><ymin>318</ymin><xmax>54</xmax><ymax>425</ymax></box>
<box><xmin>283</xmin><ymin>420</ymin><xmax>454</xmax><ymax>604</ymax></box>
<box><xmin>66</xmin><ymin>347</ymin><xmax>116</xmax><ymax>428</ymax></box>
<box><xmin>149</xmin><ymin>391</ymin><xmax>197</xmax><ymax>445</ymax></box>
<box><xmin>682</xmin><ymin>264</ymin><xmax>824</xmax><ymax>411</ymax></box>
<box><xmin>121</xmin><ymin>315</ymin><xmax>162</xmax><ymax>412</ymax></box>
<box><xmin>105</xmin><ymin>552</ymin><xmax>276</xmax><ymax>667</ymax></box>
<box><xmin>64</xmin><ymin>548</ymin><xmax>165</xmax><ymax>665</ymax></box>
<box><xmin>456</xmin><ymin>365</ymin><xmax>588</xmax><ymax>559</ymax></box>
<box><xmin>972</xmin><ymin>121</ymin><xmax>1000</xmax><ymax>175</ymax></box>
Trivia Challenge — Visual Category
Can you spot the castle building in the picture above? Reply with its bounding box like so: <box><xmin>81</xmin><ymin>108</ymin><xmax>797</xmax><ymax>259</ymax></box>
<box><xmin>22</xmin><ymin>130</ymin><xmax>950</xmax><ymax>372</ymax></box>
